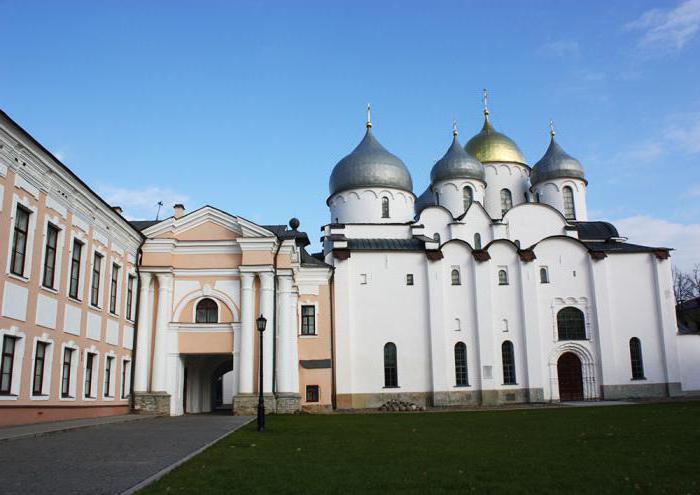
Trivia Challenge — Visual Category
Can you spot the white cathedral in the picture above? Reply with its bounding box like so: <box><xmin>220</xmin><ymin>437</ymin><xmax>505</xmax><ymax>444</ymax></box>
<box><xmin>1</xmin><ymin>100</ymin><xmax>698</xmax><ymax>426</ymax></box>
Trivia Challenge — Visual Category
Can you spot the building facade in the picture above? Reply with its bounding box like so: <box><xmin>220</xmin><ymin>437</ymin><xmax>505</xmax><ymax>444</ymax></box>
<box><xmin>0</xmin><ymin>111</ymin><xmax>142</xmax><ymax>426</ymax></box>
<box><xmin>2</xmin><ymin>102</ymin><xmax>699</xmax><ymax>425</ymax></box>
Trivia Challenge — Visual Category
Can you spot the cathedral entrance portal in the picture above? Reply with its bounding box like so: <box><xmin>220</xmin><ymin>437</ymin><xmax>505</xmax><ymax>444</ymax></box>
<box><xmin>557</xmin><ymin>352</ymin><xmax>584</xmax><ymax>401</ymax></box>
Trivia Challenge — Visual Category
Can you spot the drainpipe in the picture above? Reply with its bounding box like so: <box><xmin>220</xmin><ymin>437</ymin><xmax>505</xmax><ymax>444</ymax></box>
<box><xmin>271</xmin><ymin>236</ymin><xmax>283</xmax><ymax>395</ymax></box>
<box><xmin>329</xmin><ymin>269</ymin><xmax>337</xmax><ymax>410</ymax></box>
<box><xmin>129</xmin><ymin>237</ymin><xmax>146</xmax><ymax>412</ymax></box>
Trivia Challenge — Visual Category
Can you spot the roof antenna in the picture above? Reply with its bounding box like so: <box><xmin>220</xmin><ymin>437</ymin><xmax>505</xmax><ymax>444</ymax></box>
<box><xmin>366</xmin><ymin>103</ymin><xmax>372</xmax><ymax>129</ymax></box>
<box><xmin>156</xmin><ymin>201</ymin><xmax>164</xmax><ymax>221</ymax></box>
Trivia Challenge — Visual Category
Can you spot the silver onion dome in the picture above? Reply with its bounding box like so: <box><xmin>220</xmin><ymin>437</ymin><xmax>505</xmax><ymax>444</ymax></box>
<box><xmin>530</xmin><ymin>134</ymin><xmax>586</xmax><ymax>185</ymax></box>
<box><xmin>414</xmin><ymin>186</ymin><xmax>437</xmax><ymax>213</ymax></box>
<box><xmin>329</xmin><ymin>127</ymin><xmax>413</xmax><ymax>196</ymax></box>
<box><xmin>430</xmin><ymin>132</ymin><xmax>485</xmax><ymax>184</ymax></box>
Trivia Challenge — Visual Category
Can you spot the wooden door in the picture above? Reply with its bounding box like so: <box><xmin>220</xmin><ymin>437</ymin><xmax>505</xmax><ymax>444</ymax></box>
<box><xmin>557</xmin><ymin>352</ymin><xmax>583</xmax><ymax>401</ymax></box>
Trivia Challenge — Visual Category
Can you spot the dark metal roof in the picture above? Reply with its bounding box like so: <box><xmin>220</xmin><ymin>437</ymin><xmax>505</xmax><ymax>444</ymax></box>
<box><xmin>300</xmin><ymin>248</ymin><xmax>332</xmax><ymax>268</ymax></box>
<box><xmin>531</xmin><ymin>136</ymin><xmax>586</xmax><ymax>185</ymax></box>
<box><xmin>347</xmin><ymin>238</ymin><xmax>425</xmax><ymax>251</ymax></box>
<box><xmin>415</xmin><ymin>186</ymin><xmax>437</xmax><ymax>214</ymax></box>
<box><xmin>430</xmin><ymin>134</ymin><xmax>485</xmax><ymax>183</ymax></box>
<box><xmin>573</xmin><ymin>221</ymin><xmax>620</xmax><ymax>241</ymax></box>
<box><xmin>129</xmin><ymin>220</ymin><xmax>162</xmax><ymax>232</ymax></box>
<box><xmin>329</xmin><ymin>127</ymin><xmax>413</xmax><ymax>196</ymax></box>
<box><xmin>582</xmin><ymin>241</ymin><xmax>667</xmax><ymax>253</ymax></box>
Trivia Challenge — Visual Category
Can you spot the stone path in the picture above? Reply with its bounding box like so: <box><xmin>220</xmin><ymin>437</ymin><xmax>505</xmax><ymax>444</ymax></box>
<box><xmin>0</xmin><ymin>414</ymin><xmax>253</xmax><ymax>494</ymax></box>
<box><xmin>0</xmin><ymin>414</ymin><xmax>148</xmax><ymax>441</ymax></box>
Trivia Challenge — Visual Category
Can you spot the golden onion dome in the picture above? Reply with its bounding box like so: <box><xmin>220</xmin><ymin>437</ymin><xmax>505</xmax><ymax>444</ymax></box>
<box><xmin>465</xmin><ymin>113</ymin><xmax>527</xmax><ymax>165</ymax></box>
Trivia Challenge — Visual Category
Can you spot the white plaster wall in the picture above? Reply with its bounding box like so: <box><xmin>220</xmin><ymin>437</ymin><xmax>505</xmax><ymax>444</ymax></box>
<box><xmin>605</xmin><ymin>254</ymin><xmax>668</xmax><ymax>385</ymax></box>
<box><xmin>329</xmin><ymin>188</ymin><xmax>415</xmax><ymax>224</ymax></box>
<box><xmin>36</xmin><ymin>294</ymin><xmax>58</xmax><ymax>329</ymax></box>
<box><xmin>123</xmin><ymin>325</ymin><xmax>134</xmax><ymax>349</ymax></box>
<box><xmin>678</xmin><ymin>335</ymin><xmax>700</xmax><ymax>392</ymax></box>
<box><xmin>64</xmin><ymin>304</ymin><xmax>82</xmax><ymax>336</ymax></box>
<box><xmin>533</xmin><ymin>179</ymin><xmax>588</xmax><ymax>221</ymax></box>
<box><xmin>341</xmin><ymin>224</ymin><xmax>412</xmax><ymax>239</ymax></box>
<box><xmin>433</xmin><ymin>180</ymin><xmax>486</xmax><ymax>218</ymax></box>
<box><xmin>106</xmin><ymin>320</ymin><xmax>120</xmax><ymax>345</ymax></box>
<box><xmin>504</xmin><ymin>204</ymin><xmax>568</xmax><ymax>248</ymax></box>
<box><xmin>87</xmin><ymin>313</ymin><xmax>102</xmax><ymax>341</ymax></box>
<box><xmin>342</xmin><ymin>251</ymin><xmax>431</xmax><ymax>394</ymax></box>
<box><xmin>2</xmin><ymin>282</ymin><xmax>28</xmax><ymax>321</ymax></box>
<box><xmin>483</xmin><ymin>163</ymin><xmax>530</xmax><ymax>219</ymax></box>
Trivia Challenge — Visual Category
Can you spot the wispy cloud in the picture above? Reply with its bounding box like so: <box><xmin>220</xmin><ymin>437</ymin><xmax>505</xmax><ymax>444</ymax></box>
<box><xmin>614</xmin><ymin>215</ymin><xmax>700</xmax><ymax>270</ymax></box>
<box><xmin>538</xmin><ymin>39</ymin><xmax>579</xmax><ymax>57</ymax></box>
<box><xmin>666</xmin><ymin>115</ymin><xmax>700</xmax><ymax>154</ymax></box>
<box><xmin>625</xmin><ymin>0</ymin><xmax>700</xmax><ymax>53</ymax></box>
<box><xmin>97</xmin><ymin>185</ymin><xmax>191</xmax><ymax>220</ymax></box>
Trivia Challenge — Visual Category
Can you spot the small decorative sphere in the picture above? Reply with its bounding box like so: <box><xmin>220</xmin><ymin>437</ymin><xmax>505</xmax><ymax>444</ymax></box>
<box><xmin>289</xmin><ymin>217</ymin><xmax>300</xmax><ymax>230</ymax></box>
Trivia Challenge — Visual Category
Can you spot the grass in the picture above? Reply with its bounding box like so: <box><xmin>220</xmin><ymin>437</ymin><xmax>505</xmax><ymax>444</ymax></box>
<box><xmin>142</xmin><ymin>401</ymin><xmax>700</xmax><ymax>494</ymax></box>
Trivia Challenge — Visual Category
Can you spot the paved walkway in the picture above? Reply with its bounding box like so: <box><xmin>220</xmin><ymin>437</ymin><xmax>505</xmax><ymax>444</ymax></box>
<box><xmin>0</xmin><ymin>414</ymin><xmax>149</xmax><ymax>441</ymax></box>
<box><xmin>0</xmin><ymin>414</ymin><xmax>253</xmax><ymax>494</ymax></box>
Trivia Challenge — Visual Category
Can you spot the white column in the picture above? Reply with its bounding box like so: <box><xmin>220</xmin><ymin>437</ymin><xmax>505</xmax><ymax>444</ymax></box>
<box><xmin>134</xmin><ymin>272</ymin><xmax>153</xmax><ymax>392</ymax></box>
<box><xmin>589</xmin><ymin>257</ymin><xmax>615</xmax><ymax>391</ymax></box>
<box><xmin>473</xmin><ymin>258</ymin><xmax>496</xmax><ymax>400</ymax></box>
<box><xmin>652</xmin><ymin>257</ymin><xmax>681</xmax><ymax>393</ymax></box>
<box><xmin>426</xmin><ymin>258</ymin><xmax>448</xmax><ymax>398</ymax></box>
<box><xmin>289</xmin><ymin>290</ymin><xmax>300</xmax><ymax>394</ymax></box>
<box><xmin>517</xmin><ymin>260</ymin><xmax>544</xmax><ymax>399</ymax></box>
<box><xmin>151</xmin><ymin>273</ymin><xmax>173</xmax><ymax>392</ymax></box>
<box><xmin>238</xmin><ymin>272</ymin><xmax>255</xmax><ymax>394</ymax></box>
<box><xmin>276</xmin><ymin>273</ymin><xmax>296</xmax><ymax>393</ymax></box>
<box><xmin>259</xmin><ymin>271</ymin><xmax>275</xmax><ymax>394</ymax></box>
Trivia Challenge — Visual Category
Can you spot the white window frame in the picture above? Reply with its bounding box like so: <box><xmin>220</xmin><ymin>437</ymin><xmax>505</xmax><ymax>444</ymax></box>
<box><xmin>120</xmin><ymin>357</ymin><xmax>132</xmax><ymax>400</ymax></box>
<box><xmin>6</xmin><ymin>195</ymin><xmax>38</xmax><ymax>280</ymax></box>
<box><xmin>82</xmin><ymin>348</ymin><xmax>100</xmax><ymax>400</ymax></box>
<box><xmin>298</xmin><ymin>302</ymin><xmax>319</xmax><ymax>337</ymax></box>
<box><xmin>125</xmin><ymin>272</ymin><xmax>136</xmax><ymax>321</ymax></box>
<box><xmin>108</xmin><ymin>261</ymin><xmax>122</xmax><ymax>316</ymax></box>
<box><xmin>497</xmin><ymin>266</ymin><xmax>509</xmax><ymax>286</ymax></box>
<box><xmin>539</xmin><ymin>266</ymin><xmax>550</xmax><ymax>284</ymax></box>
<box><xmin>0</xmin><ymin>328</ymin><xmax>26</xmax><ymax>400</ymax></box>
<box><xmin>38</xmin><ymin>215</ymin><xmax>66</xmax><ymax>293</ymax></box>
<box><xmin>68</xmin><ymin>232</ymin><xmax>88</xmax><ymax>301</ymax></box>
<box><xmin>59</xmin><ymin>342</ymin><xmax>79</xmax><ymax>401</ymax></box>
<box><xmin>89</xmin><ymin>247</ymin><xmax>107</xmax><ymax>309</ymax></box>
<box><xmin>450</xmin><ymin>266</ymin><xmax>461</xmax><ymax>285</ymax></box>
<box><xmin>103</xmin><ymin>351</ymin><xmax>116</xmax><ymax>400</ymax></box>
<box><xmin>29</xmin><ymin>336</ymin><xmax>54</xmax><ymax>400</ymax></box>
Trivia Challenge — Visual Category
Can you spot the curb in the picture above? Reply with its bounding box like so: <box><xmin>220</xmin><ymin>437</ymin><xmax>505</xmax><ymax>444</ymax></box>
<box><xmin>120</xmin><ymin>416</ymin><xmax>255</xmax><ymax>495</ymax></box>
<box><xmin>0</xmin><ymin>415</ymin><xmax>152</xmax><ymax>442</ymax></box>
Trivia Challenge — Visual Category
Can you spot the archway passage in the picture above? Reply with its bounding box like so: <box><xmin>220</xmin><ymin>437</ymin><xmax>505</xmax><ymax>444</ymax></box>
<box><xmin>557</xmin><ymin>352</ymin><xmax>583</xmax><ymax>401</ymax></box>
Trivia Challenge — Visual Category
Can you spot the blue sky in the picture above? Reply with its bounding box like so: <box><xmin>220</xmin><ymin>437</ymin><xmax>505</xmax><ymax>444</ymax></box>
<box><xmin>1</xmin><ymin>0</ymin><xmax>699</xmax><ymax>268</ymax></box>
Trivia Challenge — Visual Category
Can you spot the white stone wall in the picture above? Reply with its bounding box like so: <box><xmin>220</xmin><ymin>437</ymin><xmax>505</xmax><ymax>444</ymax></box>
<box><xmin>432</xmin><ymin>179</ymin><xmax>486</xmax><ymax>218</ymax></box>
<box><xmin>329</xmin><ymin>188</ymin><xmax>415</xmax><ymax>224</ymax></box>
<box><xmin>482</xmin><ymin>162</ymin><xmax>530</xmax><ymax>219</ymax></box>
<box><xmin>532</xmin><ymin>178</ymin><xmax>588</xmax><ymax>221</ymax></box>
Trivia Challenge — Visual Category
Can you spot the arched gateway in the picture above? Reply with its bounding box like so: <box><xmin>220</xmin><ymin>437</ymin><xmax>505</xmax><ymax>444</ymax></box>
<box><xmin>557</xmin><ymin>352</ymin><xmax>583</xmax><ymax>401</ymax></box>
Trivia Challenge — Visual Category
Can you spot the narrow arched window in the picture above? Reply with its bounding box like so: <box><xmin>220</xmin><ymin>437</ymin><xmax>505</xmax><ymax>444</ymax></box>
<box><xmin>463</xmin><ymin>186</ymin><xmax>473</xmax><ymax>212</ymax></box>
<box><xmin>384</xmin><ymin>342</ymin><xmax>398</xmax><ymax>387</ymax></box>
<box><xmin>536</xmin><ymin>192</ymin><xmax>541</xmax><ymax>203</ymax></box>
<box><xmin>381</xmin><ymin>197</ymin><xmax>390</xmax><ymax>218</ymax></box>
<box><xmin>455</xmin><ymin>342</ymin><xmax>468</xmax><ymax>386</ymax></box>
<box><xmin>540</xmin><ymin>267</ymin><xmax>549</xmax><ymax>284</ymax></box>
<box><xmin>500</xmin><ymin>188</ymin><xmax>513</xmax><ymax>216</ymax></box>
<box><xmin>498</xmin><ymin>269</ymin><xmax>508</xmax><ymax>285</ymax></box>
<box><xmin>451</xmin><ymin>269</ymin><xmax>461</xmax><ymax>285</ymax></box>
<box><xmin>557</xmin><ymin>307</ymin><xmax>585</xmax><ymax>340</ymax></box>
<box><xmin>433</xmin><ymin>233</ymin><xmax>440</xmax><ymax>244</ymax></box>
<box><xmin>629</xmin><ymin>338</ymin><xmax>645</xmax><ymax>379</ymax></box>
<box><xmin>195</xmin><ymin>298</ymin><xmax>218</xmax><ymax>323</ymax></box>
<box><xmin>474</xmin><ymin>233</ymin><xmax>482</xmax><ymax>250</ymax></box>
<box><xmin>502</xmin><ymin>341</ymin><xmax>516</xmax><ymax>384</ymax></box>
<box><xmin>563</xmin><ymin>186</ymin><xmax>576</xmax><ymax>220</ymax></box>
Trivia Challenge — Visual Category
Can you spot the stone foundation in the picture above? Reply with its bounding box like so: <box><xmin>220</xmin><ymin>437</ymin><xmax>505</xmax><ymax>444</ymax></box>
<box><xmin>275</xmin><ymin>393</ymin><xmax>301</xmax><ymax>414</ymax></box>
<box><xmin>336</xmin><ymin>392</ymin><xmax>431</xmax><ymax>410</ymax></box>
<box><xmin>133</xmin><ymin>392</ymin><xmax>171</xmax><ymax>415</ymax></box>
<box><xmin>432</xmin><ymin>390</ymin><xmax>482</xmax><ymax>407</ymax></box>
<box><xmin>233</xmin><ymin>394</ymin><xmax>277</xmax><ymax>415</ymax></box>
<box><xmin>601</xmin><ymin>382</ymin><xmax>680</xmax><ymax>400</ymax></box>
<box><xmin>337</xmin><ymin>388</ymin><xmax>545</xmax><ymax>409</ymax></box>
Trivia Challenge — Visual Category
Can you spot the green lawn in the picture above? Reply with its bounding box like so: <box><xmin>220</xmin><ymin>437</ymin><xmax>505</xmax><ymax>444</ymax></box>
<box><xmin>143</xmin><ymin>402</ymin><xmax>700</xmax><ymax>494</ymax></box>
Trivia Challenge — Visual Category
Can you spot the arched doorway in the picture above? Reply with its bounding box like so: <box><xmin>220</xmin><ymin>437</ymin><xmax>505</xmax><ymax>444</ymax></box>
<box><xmin>557</xmin><ymin>352</ymin><xmax>583</xmax><ymax>401</ymax></box>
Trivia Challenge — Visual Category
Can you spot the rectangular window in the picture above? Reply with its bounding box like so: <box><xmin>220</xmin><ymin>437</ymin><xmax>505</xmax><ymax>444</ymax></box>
<box><xmin>84</xmin><ymin>352</ymin><xmax>95</xmax><ymax>398</ymax></box>
<box><xmin>104</xmin><ymin>356</ymin><xmax>114</xmax><ymax>397</ymax></box>
<box><xmin>121</xmin><ymin>360</ymin><xmax>130</xmax><ymax>399</ymax></box>
<box><xmin>42</xmin><ymin>223</ymin><xmax>60</xmax><ymax>288</ymax></box>
<box><xmin>109</xmin><ymin>263</ymin><xmax>120</xmax><ymax>314</ymax></box>
<box><xmin>126</xmin><ymin>275</ymin><xmax>135</xmax><ymax>320</ymax></box>
<box><xmin>301</xmin><ymin>305</ymin><xmax>316</xmax><ymax>335</ymax></box>
<box><xmin>1</xmin><ymin>336</ymin><xmax>17</xmax><ymax>394</ymax></box>
<box><xmin>91</xmin><ymin>253</ymin><xmax>103</xmax><ymax>307</ymax></box>
<box><xmin>69</xmin><ymin>239</ymin><xmax>83</xmax><ymax>299</ymax></box>
<box><xmin>406</xmin><ymin>274</ymin><xmax>414</xmax><ymax>286</ymax></box>
<box><xmin>61</xmin><ymin>347</ymin><xmax>74</xmax><ymax>398</ymax></box>
<box><xmin>305</xmin><ymin>385</ymin><xmax>319</xmax><ymax>403</ymax></box>
<box><xmin>10</xmin><ymin>205</ymin><xmax>31</xmax><ymax>276</ymax></box>
<box><xmin>32</xmin><ymin>341</ymin><xmax>48</xmax><ymax>395</ymax></box>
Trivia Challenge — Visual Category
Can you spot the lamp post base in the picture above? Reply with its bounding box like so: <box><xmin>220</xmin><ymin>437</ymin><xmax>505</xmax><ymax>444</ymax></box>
<box><xmin>232</xmin><ymin>394</ymin><xmax>277</xmax><ymax>415</ymax></box>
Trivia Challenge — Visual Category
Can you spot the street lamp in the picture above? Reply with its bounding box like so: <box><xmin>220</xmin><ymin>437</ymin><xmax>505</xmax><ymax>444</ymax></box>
<box><xmin>256</xmin><ymin>314</ymin><xmax>267</xmax><ymax>432</ymax></box>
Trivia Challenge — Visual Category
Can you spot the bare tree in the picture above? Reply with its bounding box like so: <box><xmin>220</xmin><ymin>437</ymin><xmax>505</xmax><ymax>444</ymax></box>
<box><xmin>673</xmin><ymin>266</ymin><xmax>694</xmax><ymax>304</ymax></box>
<box><xmin>689</xmin><ymin>263</ymin><xmax>700</xmax><ymax>298</ymax></box>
